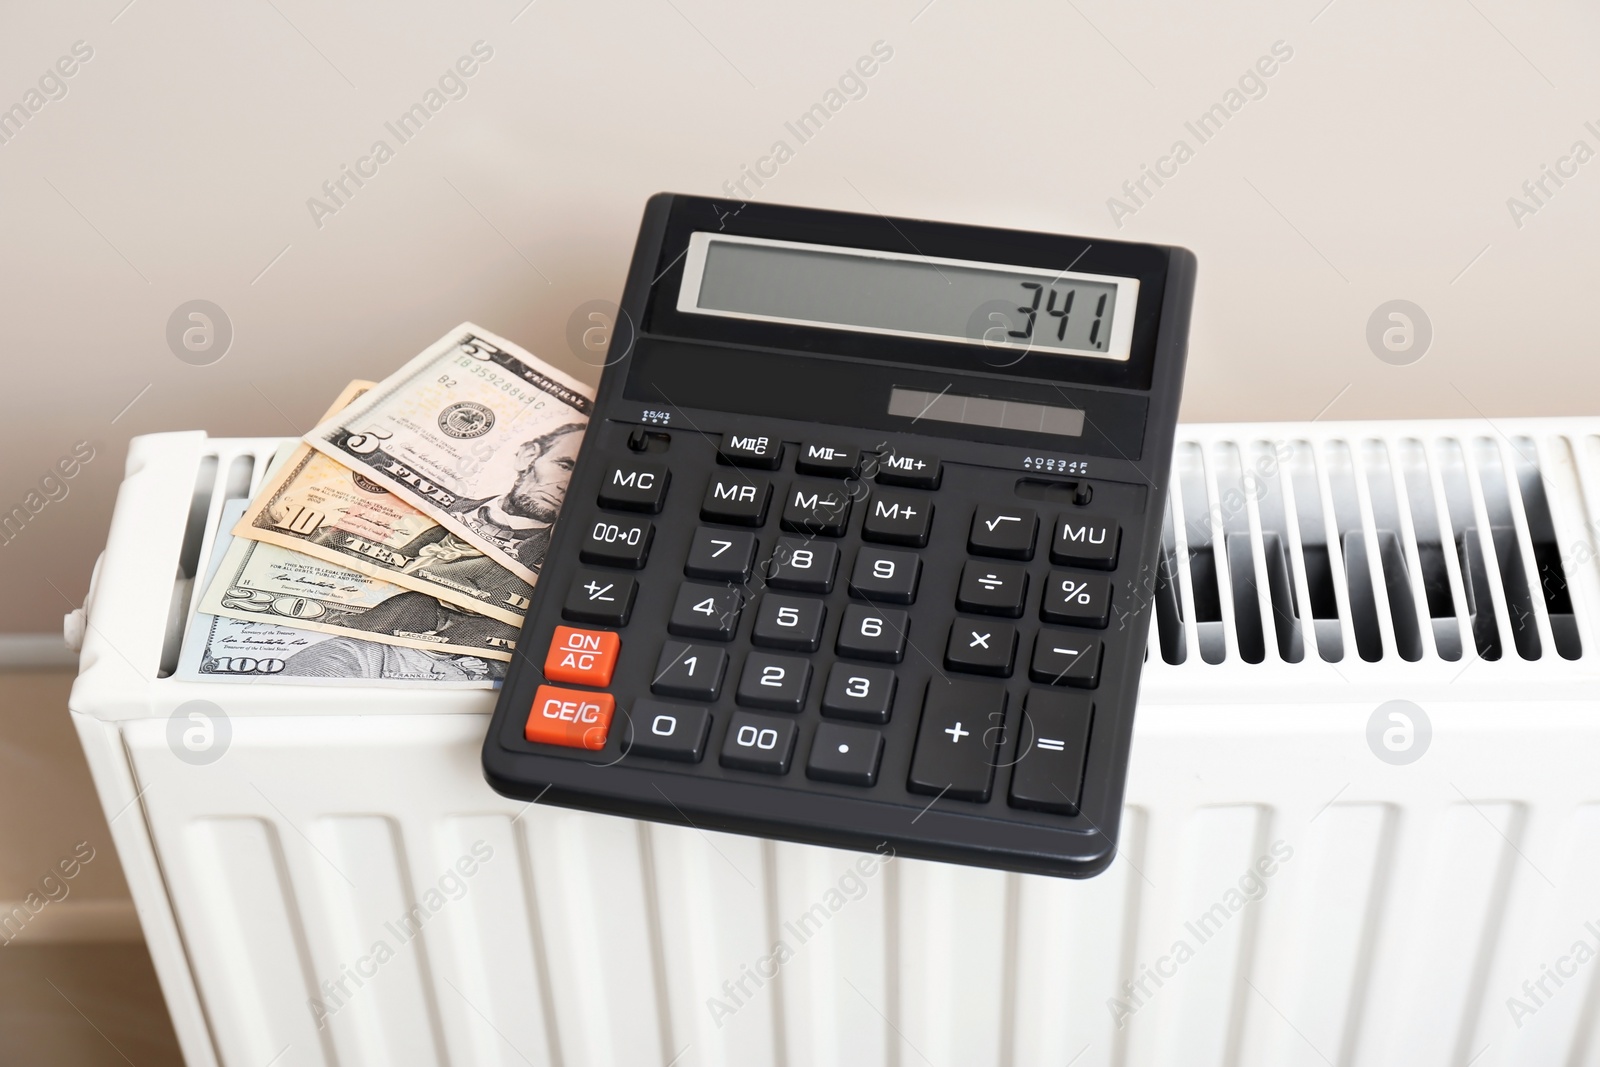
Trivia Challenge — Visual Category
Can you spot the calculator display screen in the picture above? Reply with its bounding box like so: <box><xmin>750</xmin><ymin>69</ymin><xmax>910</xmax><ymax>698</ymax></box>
<box><xmin>678</xmin><ymin>233</ymin><xmax>1139</xmax><ymax>361</ymax></box>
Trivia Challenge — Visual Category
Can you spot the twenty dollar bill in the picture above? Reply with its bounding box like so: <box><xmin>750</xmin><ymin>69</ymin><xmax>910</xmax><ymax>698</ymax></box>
<box><xmin>198</xmin><ymin>529</ymin><xmax>518</xmax><ymax>661</ymax></box>
<box><xmin>235</xmin><ymin>380</ymin><xmax>532</xmax><ymax>626</ymax></box>
<box><xmin>303</xmin><ymin>324</ymin><xmax>594</xmax><ymax>585</ymax></box>
<box><xmin>181</xmin><ymin>502</ymin><xmax>506</xmax><ymax>687</ymax></box>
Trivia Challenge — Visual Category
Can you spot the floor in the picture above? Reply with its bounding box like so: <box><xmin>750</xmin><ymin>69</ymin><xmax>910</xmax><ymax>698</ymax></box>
<box><xmin>0</xmin><ymin>667</ymin><xmax>186</xmax><ymax>1064</ymax></box>
<box><xmin>0</xmin><ymin>942</ymin><xmax>184</xmax><ymax>1066</ymax></box>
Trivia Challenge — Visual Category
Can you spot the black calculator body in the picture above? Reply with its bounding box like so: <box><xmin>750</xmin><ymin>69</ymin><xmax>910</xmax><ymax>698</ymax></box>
<box><xmin>483</xmin><ymin>193</ymin><xmax>1194</xmax><ymax>877</ymax></box>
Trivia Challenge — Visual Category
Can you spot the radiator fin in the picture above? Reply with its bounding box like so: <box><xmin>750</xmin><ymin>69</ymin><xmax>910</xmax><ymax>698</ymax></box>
<box><xmin>897</xmin><ymin>858</ymin><xmax>1009</xmax><ymax>1066</ymax></box>
<box><xmin>1151</xmin><ymin>430</ymin><xmax>1591</xmax><ymax>669</ymax></box>
<box><xmin>525</xmin><ymin>807</ymin><xmax>664</xmax><ymax>1066</ymax></box>
<box><xmin>181</xmin><ymin>817</ymin><xmax>338</xmax><ymax>1067</ymax></box>
<box><xmin>314</xmin><ymin>815</ymin><xmax>450</xmax><ymax>1065</ymax></box>
<box><xmin>772</xmin><ymin>844</ymin><xmax>891</xmax><ymax>1067</ymax></box>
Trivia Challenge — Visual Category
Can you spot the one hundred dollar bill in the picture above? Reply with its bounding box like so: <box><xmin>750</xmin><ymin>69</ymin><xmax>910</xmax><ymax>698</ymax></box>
<box><xmin>198</xmin><ymin>522</ymin><xmax>519</xmax><ymax>661</ymax></box>
<box><xmin>235</xmin><ymin>380</ymin><xmax>532</xmax><ymax>626</ymax></box>
<box><xmin>179</xmin><ymin>503</ymin><xmax>506</xmax><ymax>687</ymax></box>
<box><xmin>303</xmin><ymin>323</ymin><xmax>594</xmax><ymax>585</ymax></box>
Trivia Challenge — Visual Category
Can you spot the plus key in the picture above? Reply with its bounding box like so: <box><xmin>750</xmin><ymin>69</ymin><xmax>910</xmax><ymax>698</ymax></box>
<box><xmin>907</xmin><ymin>678</ymin><xmax>1006</xmax><ymax>802</ymax></box>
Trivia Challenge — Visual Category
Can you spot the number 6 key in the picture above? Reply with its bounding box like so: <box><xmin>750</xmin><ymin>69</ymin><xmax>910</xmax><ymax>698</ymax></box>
<box><xmin>835</xmin><ymin>604</ymin><xmax>908</xmax><ymax>662</ymax></box>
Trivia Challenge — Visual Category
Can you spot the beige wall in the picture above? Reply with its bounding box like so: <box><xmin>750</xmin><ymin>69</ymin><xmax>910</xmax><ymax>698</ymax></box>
<box><xmin>3</xmin><ymin>0</ymin><xmax>1599</xmax><ymax>632</ymax></box>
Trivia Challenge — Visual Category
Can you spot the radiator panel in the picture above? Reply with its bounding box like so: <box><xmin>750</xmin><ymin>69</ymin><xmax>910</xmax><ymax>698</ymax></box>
<box><xmin>72</xmin><ymin>421</ymin><xmax>1600</xmax><ymax>1066</ymax></box>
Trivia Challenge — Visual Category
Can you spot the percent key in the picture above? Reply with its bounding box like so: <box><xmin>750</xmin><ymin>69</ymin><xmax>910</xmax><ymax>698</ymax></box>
<box><xmin>1040</xmin><ymin>571</ymin><xmax>1111</xmax><ymax>628</ymax></box>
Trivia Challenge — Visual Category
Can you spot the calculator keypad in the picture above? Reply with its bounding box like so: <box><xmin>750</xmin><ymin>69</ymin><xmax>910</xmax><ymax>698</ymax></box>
<box><xmin>476</xmin><ymin>196</ymin><xmax>1189</xmax><ymax>880</ymax></box>
<box><xmin>519</xmin><ymin>425</ymin><xmax>1137</xmax><ymax>836</ymax></box>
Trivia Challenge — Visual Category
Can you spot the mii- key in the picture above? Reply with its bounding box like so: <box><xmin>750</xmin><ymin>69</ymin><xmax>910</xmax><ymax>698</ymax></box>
<box><xmin>483</xmin><ymin>194</ymin><xmax>1194</xmax><ymax>878</ymax></box>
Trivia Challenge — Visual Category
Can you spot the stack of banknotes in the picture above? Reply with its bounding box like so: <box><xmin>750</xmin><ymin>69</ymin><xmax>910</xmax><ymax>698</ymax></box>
<box><xmin>177</xmin><ymin>324</ymin><xmax>594</xmax><ymax>688</ymax></box>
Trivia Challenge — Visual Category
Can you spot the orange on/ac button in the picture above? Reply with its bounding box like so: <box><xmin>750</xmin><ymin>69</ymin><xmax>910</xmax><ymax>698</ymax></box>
<box><xmin>525</xmin><ymin>686</ymin><xmax>615</xmax><ymax>750</ymax></box>
<box><xmin>543</xmin><ymin>626</ymin><xmax>621</xmax><ymax>687</ymax></box>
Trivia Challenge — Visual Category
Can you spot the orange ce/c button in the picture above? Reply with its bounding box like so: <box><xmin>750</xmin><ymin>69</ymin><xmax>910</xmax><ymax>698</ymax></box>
<box><xmin>543</xmin><ymin>626</ymin><xmax>621</xmax><ymax>687</ymax></box>
<box><xmin>525</xmin><ymin>686</ymin><xmax>615</xmax><ymax>750</ymax></box>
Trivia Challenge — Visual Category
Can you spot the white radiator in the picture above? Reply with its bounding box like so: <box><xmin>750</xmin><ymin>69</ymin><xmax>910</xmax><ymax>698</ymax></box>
<box><xmin>69</xmin><ymin>421</ymin><xmax>1600</xmax><ymax>1067</ymax></box>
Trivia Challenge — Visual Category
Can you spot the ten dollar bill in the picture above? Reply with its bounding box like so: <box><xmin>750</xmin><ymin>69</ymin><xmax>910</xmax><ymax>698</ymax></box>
<box><xmin>235</xmin><ymin>380</ymin><xmax>532</xmax><ymax>626</ymax></box>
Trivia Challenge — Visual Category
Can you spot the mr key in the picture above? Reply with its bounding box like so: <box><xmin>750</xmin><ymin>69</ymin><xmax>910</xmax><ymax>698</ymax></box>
<box><xmin>483</xmin><ymin>194</ymin><xmax>1193</xmax><ymax>877</ymax></box>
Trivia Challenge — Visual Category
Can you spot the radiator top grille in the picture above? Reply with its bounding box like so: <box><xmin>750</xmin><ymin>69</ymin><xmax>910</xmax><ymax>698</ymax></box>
<box><xmin>1148</xmin><ymin>424</ymin><xmax>1598</xmax><ymax>674</ymax></box>
<box><xmin>146</xmin><ymin>421</ymin><xmax>1600</xmax><ymax>694</ymax></box>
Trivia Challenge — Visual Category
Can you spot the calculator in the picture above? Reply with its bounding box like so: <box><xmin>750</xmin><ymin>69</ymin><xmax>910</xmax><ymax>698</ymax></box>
<box><xmin>482</xmin><ymin>194</ymin><xmax>1194</xmax><ymax>877</ymax></box>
